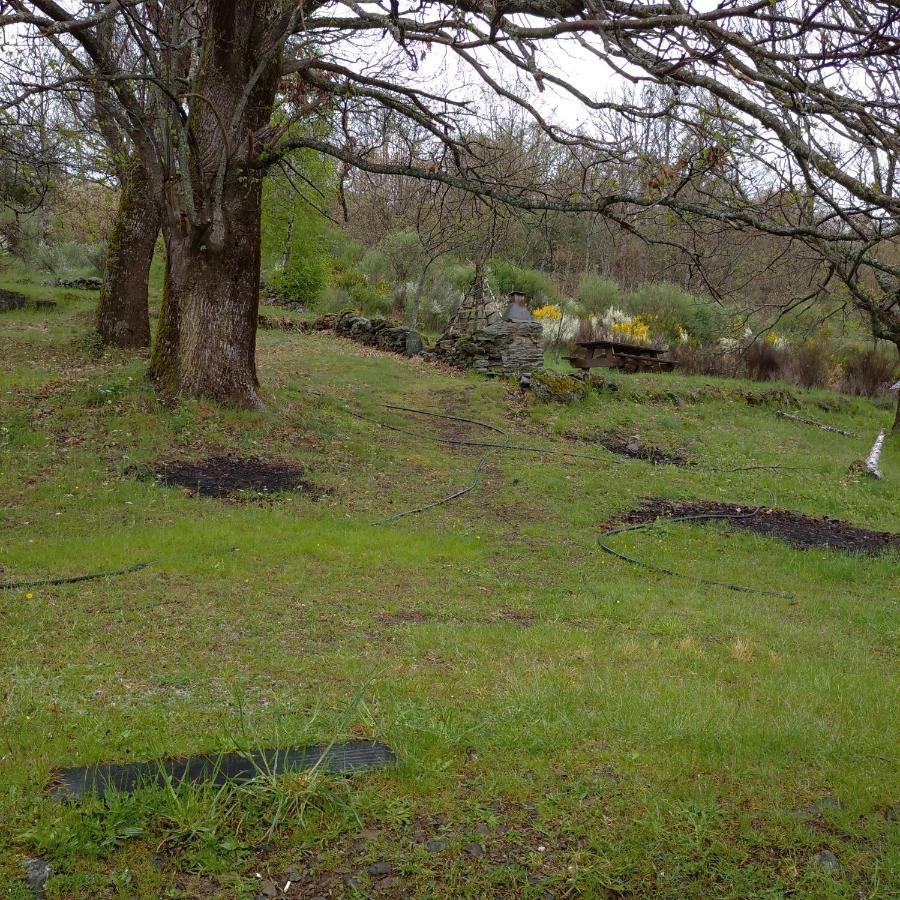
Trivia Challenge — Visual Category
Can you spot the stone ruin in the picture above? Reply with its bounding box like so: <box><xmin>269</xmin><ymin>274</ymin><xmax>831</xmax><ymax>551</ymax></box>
<box><xmin>258</xmin><ymin>280</ymin><xmax>544</xmax><ymax>378</ymax></box>
<box><xmin>433</xmin><ymin>282</ymin><xmax>544</xmax><ymax>377</ymax></box>
<box><xmin>331</xmin><ymin>311</ymin><xmax>424</xmax><ymax>355</ymax></box>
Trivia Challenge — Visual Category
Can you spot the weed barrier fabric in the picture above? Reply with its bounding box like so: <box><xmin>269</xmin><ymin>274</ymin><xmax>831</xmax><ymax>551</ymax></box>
<box><xmin>52</xmin><ymin>740</ymin><xmax>396</xmax><ymax>799</ymax></box>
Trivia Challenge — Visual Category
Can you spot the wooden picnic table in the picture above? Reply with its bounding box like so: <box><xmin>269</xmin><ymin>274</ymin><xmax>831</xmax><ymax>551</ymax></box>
<box><xmin>566</xmin><ymin>338</ymin><xmax>677</xmax><ymax>373</ymax></box>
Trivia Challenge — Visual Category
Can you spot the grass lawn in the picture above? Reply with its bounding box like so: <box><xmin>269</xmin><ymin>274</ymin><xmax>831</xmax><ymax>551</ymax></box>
<box><xmin>0</xmin><ymin>274</ymin><xmax>898</xmax><ymax>898</ymax></box>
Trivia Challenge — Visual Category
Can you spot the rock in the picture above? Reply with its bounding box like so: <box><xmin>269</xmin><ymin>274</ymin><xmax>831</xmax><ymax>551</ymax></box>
<box><xmin>0</xmin><ymin>288</ymin><xmax>27</xmax><ymax>312</ymax></box>
<box><xmin>625</xmin><ymin>441</ymin><xmax>640</xmax><ymax>454</ymax></box>
<box><xmin>367</xmin><ymin>860</ymin><xmax>393</xmax><ymax>877</ymax></box>
<box><xmin>793</xmin><ymin>795</ymin><xmax>842</xmax><ymax>819</ymax></box>
<box><xmin>473</xmin><ymin>822</ymin><xmax>490</xmax><ymax>835</ymax></box>
<box><xmin>884</xmin><ymin>803</ymin><xmax>900</xmax><ymax>822</ymax></box>
<box><xmin>284</xmin><ymin>865</ymin><xmax>301</xmax><ymax>882</ymax></box>
<box><xmin>463</xmin><ymin>842</ymin><xmax>485</xmax><ymax>858</ymax></box>
<box><xmin>34</xmin><ymin>299</ymin><xmax>57</xmax><ymax>309</ymax></box>
<box><xmin>425</xmin><ymin>838</ymin><xmax>447</xmax><ymax>853</ymax></box>
<box><xmin>254</xmin><ymin>879</ymin><xmax>279</xmax><ymax>899</ymax></box>
<box><xmin>24</xmin><ymin>858</ymin><xmax>52</xmax><ymax>898</ymax></box>
<box><xmin>809</xmin><ymin>849</ymin><xmax>839</xmax><ymax>872</ymax></box>
<box><xmin>48</xmin><ymin>276</ymin><xmax>101</xmax><ymax>290</ymax></box>
<box><xmin>528</xmin><ymin>370</ymin><xmax>590</xmax><ymax>404</ymax></box>
<box><xmin>404</xmin><ymin>330</ymin><xmax>424</xmax><ymax>355</ymax></box>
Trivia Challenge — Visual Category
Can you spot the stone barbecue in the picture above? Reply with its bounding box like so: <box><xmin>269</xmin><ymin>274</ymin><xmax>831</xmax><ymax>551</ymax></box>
<box><xmin>434</xmin><ymin>288</ymin><xmax>543</xmax><ymax>376</ymax></box>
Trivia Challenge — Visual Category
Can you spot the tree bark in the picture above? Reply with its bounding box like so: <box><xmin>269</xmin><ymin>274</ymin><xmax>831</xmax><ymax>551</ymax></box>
<box><xmin>142</xmin><ymin>0</ymin><xmax>279</xmax><ymax>408</ymax></box>
<box><xmin>147</xmin><ymin>235</ymin><xmax>180</xmax><ymax>393</ymax></box>
<box><xmin>96</xmin><ymin>157</ymin><xmax>160</xmax><ymax>347</ymax></box>
<box><xmin>165</xmin><ymin>177</ymin><xmax>264</xmax><ymax>408</ymax></box>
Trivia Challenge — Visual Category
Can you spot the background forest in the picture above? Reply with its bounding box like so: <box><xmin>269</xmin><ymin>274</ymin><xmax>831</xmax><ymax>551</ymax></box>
<box><xmin>3</xmin><ymin>111</ymin><xmax>896</xmax><ymax>401</ymax></box>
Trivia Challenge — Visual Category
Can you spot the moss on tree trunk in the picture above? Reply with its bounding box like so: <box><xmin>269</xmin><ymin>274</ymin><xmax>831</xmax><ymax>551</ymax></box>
<box><xmin>96</xmin><ymin>157</ymin><xmax>159</xmax><ymax>348</ymax></box>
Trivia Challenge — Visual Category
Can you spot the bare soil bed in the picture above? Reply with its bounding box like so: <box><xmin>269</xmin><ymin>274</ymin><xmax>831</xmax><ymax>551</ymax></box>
<box><xmin>561</xmin><ymin>429</ymin><xmax>687</xmax><ymax>464</ymax></box>
<box><xmin>150</xmin><ymin>456</ymin><xmax>315</xmax><ymax>499</ymax></box>
<box><xmin>610</xmin><ymin>499</ymin><xmax>900</xmax><ymax>555</ymax></box>
<box><xmin>597</xmin><ymin>433</ymin><xmax>687</xmax><ymax>465</ymax></box>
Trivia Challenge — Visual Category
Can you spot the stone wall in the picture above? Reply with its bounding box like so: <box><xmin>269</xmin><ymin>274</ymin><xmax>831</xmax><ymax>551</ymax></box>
<box><xmin>0</xmin><ymin>289</ymin><xmax>26</xmax><ymax>312</ymax></box>
<box><xmin>332</xmin><ymin>311</ymin><xmax>424</xmax><ymax>355</ymax></box>
<box><xmin>433</xmin><ymin>320</ymin><xmax>544</xmax><ymax>376</ymax></box>
<box><xmin>257</xmin><ymin>308</ymin><xmax>542</xmax><ymax>376</ymax></box>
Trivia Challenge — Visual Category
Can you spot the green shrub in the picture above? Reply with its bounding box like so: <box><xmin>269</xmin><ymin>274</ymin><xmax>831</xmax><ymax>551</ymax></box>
<box><xmin>271</xmin><ymin>256</ymin><xmax>328</xmax><ymax>306</ymax></box>
<box><xmin>576</xmin><ymin>272</ymin><xmax>621</xmax><ymax>316</ymax></box>
<box><xmin>839</xmin><ymin>344</ymin><xmax>899</xmax><ymax>396</ymax></box>
<box><xmin>487</xmin><ymin>259</ymin><xmax>559</xmax><ymax>305</ymax></box>
<box><xmin>625</xmin><ymin>282</ymin><xmax>726</xmax><ymax>344</ymax></box>
<box><xmin>329</xmin><ymin>266</ymin><xmax>393</xmax><ymax>317</ymax></box>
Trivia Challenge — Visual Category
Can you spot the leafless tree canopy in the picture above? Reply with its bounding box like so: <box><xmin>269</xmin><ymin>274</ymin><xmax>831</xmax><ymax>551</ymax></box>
<box><xmin>1</xmin><ymin>2</ymin><xmax>897</xmax><ymax>404</ymax></box>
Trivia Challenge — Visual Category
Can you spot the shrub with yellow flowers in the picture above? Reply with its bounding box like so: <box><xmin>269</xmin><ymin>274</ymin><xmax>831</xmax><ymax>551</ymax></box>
<box><xmin>532</xmin><ymin>303</ymin><xmax>562</xmax><ymax>321</ymax></box>
<box><xmin>610</xmin><ymin>316</ymin><xmax>651</xmax><ymax>344</ymax></box>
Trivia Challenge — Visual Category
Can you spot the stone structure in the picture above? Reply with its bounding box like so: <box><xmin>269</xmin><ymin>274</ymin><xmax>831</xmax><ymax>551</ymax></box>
<box><xmin>441</xmin><ymin>273</ymin><xmax>503</xmax><ymax>337</ymax></box>
<box><xmin>0</xmin><ymin>288</ymin><xmax>26</xmax><ymax>312</ymax></box>
<box><xmin>433</xmin><ymin>286</ymin><xmax>543</xmax><ymax>376</ymax></box>
<box><xmin>332</xmin><ymin>310</ymin><xmax>425</xmax><ymax>356</ymax></box>
<box><xmin>433</xmin><ymin>319</ymin><xmax>543</xmax><ymax>376</ymax></box>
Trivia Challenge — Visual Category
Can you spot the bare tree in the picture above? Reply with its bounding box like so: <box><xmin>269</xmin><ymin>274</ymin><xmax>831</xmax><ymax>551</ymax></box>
<box><xmin>2</xmin><ymin>2</ymin><xmax>897</xmax><ymax>419</ymax></box>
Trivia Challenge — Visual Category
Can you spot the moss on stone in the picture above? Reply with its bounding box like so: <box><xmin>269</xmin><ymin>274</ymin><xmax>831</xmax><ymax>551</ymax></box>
<box><xmin>529</xmin><ymin>370</ymin><xmax>589</xmax><ymax>404</ymax></box>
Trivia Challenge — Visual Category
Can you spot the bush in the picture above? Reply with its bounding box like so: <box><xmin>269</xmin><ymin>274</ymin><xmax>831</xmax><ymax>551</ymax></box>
<box><xmin>327</xmin><ymin>266</ymin><xmax>393</xmax><ymax>317</ymax></box>
<box><xmin>625</xmin><ymin>282</ymin><xmax>726</xmax><ymax>344</ymax></box>
<box><xmin>576</xmin><ymin>273</ymin><xmax>621</xmax><ymax>316</ymax></box>
<box><xmin>30</xmin><ymin>240</ymin><xmax>106</xmax><ymax>278</ymax></box>
<box><xmin>416</xmin><ymin>276</ymin><xmax>464</xmax><ymax>333</ymax></box>
<box><xmin>271</xmin><ymin>252</ymin><xmax>329</xmax><ymax>306</ymax></box>
<box><xmin>790</xmin><ymin>336</ymin><xmax>836</xmax><ymax>389</ymax></box>
<box><xmin>840</xmin><ymin>346</ymin><xmax>899</xmax><ymax>396</ymax></box>
<box><xmin>670</xmin><ymin>343</ymin><xmax>733</xmax><ymax>376</ymax></box>
<box><xmin>743</xmin><ymin>341</ymin><xmax>786</xmax><ymax>381</ymax></box>
<box><xmin>487</xmin><ymin>259</ymin><xmax>559</xmax><ymax>305</ymax></box>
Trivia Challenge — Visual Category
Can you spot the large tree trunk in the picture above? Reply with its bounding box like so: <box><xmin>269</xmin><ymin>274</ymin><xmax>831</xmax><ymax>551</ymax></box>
<box><xmin>96</xmin><ymin>157</ymin><xmax>160</xmax><ymax>347</ymax></box>
<box><xmin>164</xmin><ymin>178</ymin><xmax>263</xmax><ymax>408</ymax></box>
<box><xmin>143</xmin><ymin>0</ymin><xmax>278</xmax><ymax>409</ymax></box>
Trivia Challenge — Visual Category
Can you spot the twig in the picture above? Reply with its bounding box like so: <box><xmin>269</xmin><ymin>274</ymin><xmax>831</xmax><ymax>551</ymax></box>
<box><xmin>775</xmin><ymin>410</ymin><xmax>857</xmax><ymax>436</ymax></box>
<box><xmin>372</xmin><ymin>456</ymin><xmax>491</xmax><ymax>525</ymax></box>
<box><xmin>346</xmin><ymin>408</ymin><xmax>615</xmax><ymax>462</ymax></box>
<box><xmin>597</xmin><ymin>512</ymin><xmax>794</xmax><ymax>598</ymax></box>
<box><xmin>708</xmin><ymin>464</ymin><xmax>817</xmax><ymax>472</ymax></box>
<box><xmin>0</xmin><ymin>562</ymin><xmax>153</xmax><ymax>591</ymax></box>
<box><xmin>381</xmin><ymin>404</ymin><xmax>506</xmax><ymax>435</ymax></box>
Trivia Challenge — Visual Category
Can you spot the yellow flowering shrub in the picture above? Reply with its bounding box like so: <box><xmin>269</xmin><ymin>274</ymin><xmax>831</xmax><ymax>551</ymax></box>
<box><xmin>532</xmin><ymin>303</ymin><xmax>562</xmax><ymax>321</ymax></box>
<box><xmin>610</xmin><ymin>316</ymin><xmax>651</xmax><ymax>344</ymax></box>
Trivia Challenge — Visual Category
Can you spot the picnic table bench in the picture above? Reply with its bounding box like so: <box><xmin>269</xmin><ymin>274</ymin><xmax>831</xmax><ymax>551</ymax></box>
<box><xmin>566</xmin><ymin>338</ymin><xmax>677</xmax><ymax>373</ymax></box>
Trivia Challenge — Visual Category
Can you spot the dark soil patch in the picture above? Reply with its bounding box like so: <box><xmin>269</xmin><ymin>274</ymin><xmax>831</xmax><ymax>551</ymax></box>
<box><xmin>592</xmin><ymin>432</ymin><xmax>687</xmax><ymax>465</ymax></box>
<box><xmin>611</xmin><ymin>499</ymin><xmax>900</xmax><ymax>555</ymax></box>
<box><xmin>150</xmin><ymin>456</ymin><xmax>315</xmax><ymax>499</ymax></box>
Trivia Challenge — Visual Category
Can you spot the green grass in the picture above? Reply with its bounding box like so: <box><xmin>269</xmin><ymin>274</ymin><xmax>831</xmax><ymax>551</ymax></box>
<box><xmin>1</xmin><ymin>277</ymin><xmax>898</xmax><ymax>898</ymax></box>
